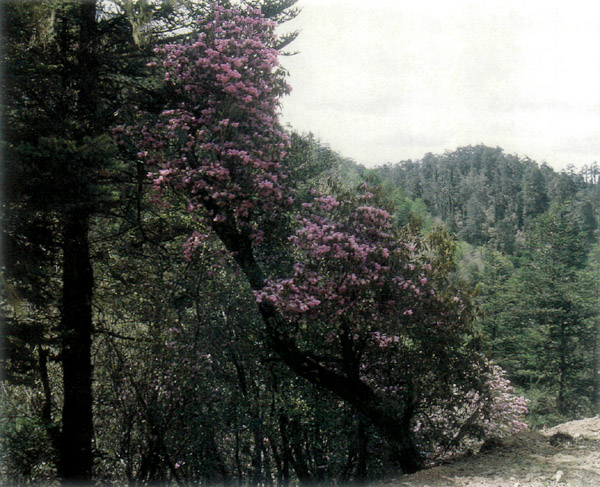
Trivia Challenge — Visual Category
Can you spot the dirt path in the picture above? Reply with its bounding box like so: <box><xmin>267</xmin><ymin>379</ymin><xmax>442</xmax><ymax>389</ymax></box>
<box><xmin>381</xmin><ymin>416</ymin><xmax>600</xmax><ymax>486</ymax></box>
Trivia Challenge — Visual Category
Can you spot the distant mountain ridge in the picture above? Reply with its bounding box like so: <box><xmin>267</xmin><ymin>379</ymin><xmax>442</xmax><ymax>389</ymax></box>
<box><xmin>370</xmin><ymin>145</ymin><xmax>599</xmax><ymax>253</ymax></box>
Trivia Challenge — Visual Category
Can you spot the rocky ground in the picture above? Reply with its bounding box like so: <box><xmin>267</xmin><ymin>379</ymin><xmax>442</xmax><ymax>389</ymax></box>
<box><xmin>382</xmin><ymin>416</ymin><xmax>600</xmax><ymax>486</ymax></box>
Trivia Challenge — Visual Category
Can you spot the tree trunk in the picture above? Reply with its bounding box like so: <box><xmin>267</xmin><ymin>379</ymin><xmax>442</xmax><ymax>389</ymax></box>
<box><xmin>288</xmin><ymin>419</ymin><xmax>312</xmax><ymax>484</ymax></box>
<box><xmin>557</xmin><ymin>317</ymin><xmax>568</xmax><ymax>415</ymax></box>
<box><xmin>38</xmin><ymin>346</ymin><xmax>60</xmax><ymax>452</ymax></box>
<box><xmin>252</xmin><ymin>417</ymin><xmax>263</xmax><ymax>486</ymax></box>
<box><xmin>58</xmin><ymin>2</ymin><xmax>99</xmax><ymax>482</ymax></box>
<box><xmin>278</xmin><ymin>414</ymin><xmax>293</xmax><ymax>486</ymax></box>
<box><xmin>356</xmin><ymin>418</ymin><xmax>368</xmax><ymax>483</ymax></box>
<box><xmin>258</xmin><ymin>299</ymin><xmax>422</xmax><ymax>473</ymax></box>
<box><xmin>59</xmin><ymin>213</ymin><xmax>94</xmax><ymax>482</ymax></box>
<box><xmin>593</xmin><ymin>318</ymin><xmax>600</xmax><ymax>414</ymax></box>
<box><xmin>211</xmin><ymin>220</ymin><xmax>424</xmax><ymax>474</ymax></box>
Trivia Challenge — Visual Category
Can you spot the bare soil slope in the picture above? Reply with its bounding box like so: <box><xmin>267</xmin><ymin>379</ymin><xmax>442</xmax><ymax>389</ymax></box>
<box><xmin>382</xmin><ymin>416</ymin><xmax>600</xmax><ymax>486</ymax></box>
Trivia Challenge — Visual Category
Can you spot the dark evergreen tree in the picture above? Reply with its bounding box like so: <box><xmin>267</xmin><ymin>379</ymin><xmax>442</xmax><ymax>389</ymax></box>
<box><xmin>521</xmin><ymin>164</ymin><xmax>549</xmax><ymax>225</ymax></box>
<box><xmin>478</xmin><ymin>205</ymin><xmax>594</xmax><ymax>423</ymax></box>
<box><xmin>2</xmin><ymin>1</ymin><xmax>298</xmax><ymax>482</ymax></box>
<box><xmin>4</xmin><ymin>2</ymin><xmax>114</xmax><ymax>478</ymax></box>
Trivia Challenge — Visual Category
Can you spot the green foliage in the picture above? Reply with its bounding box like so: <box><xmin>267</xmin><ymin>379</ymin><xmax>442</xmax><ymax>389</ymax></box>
<box><xmin>474</xmin><ymin>206</ymin><xmax>596</xmax><ymax>423</ymax></box>
<box><xmin>3</xmin><ymin>0</ymin><xmax>598</xmax><ymax>482</ymax></box>
<box><xmin>375</xmin><ymin>145</ymin><xmax>600</xmax><ymax>426</ymax></box>
<box><xmin>373</xmin><ymin>145</ymin><xmax>598</xmax><ymax>253</ymax></box>
<box><xmin>0</xmin><ymin>384</ymin><xmax>58</xmax><ymax>483</ymax></box>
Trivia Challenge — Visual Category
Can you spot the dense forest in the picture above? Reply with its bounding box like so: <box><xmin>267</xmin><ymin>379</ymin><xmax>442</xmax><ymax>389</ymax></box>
<box><xmin>371</xmin><ymin>146</ymin><xmax>600</xmax><ymax>425</ymax></box>
<box><xmin>1</xmin><ymin>1</ymin><xmax>598</xmax><ymax>486</ymax></box>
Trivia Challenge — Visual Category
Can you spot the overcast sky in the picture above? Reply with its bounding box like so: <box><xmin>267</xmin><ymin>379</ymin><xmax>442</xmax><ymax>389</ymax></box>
<box><xmin>278</xmin><ymin>0</ymin><xmax>600</xmax><ymax>171</ymax></box>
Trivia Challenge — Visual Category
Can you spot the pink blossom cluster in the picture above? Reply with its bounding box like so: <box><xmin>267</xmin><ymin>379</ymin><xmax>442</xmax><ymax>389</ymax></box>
<box><xmin>255</xmin><ymin>193</ymin><xmax>422</xmax><ymax>322</ymax></box>
<box><xmin>254</xmin><ymin>192</ymin><xmax>467</xmax><ymax>387</ymax></box>
<box><xmin>371</xmin><ymin>331</ymin><xmax>400</xmax><ymax>348</ymax></box>
<box><xmin>414</xmin><ymin>361</ymin><xmax>528</xmax><ymax>461</ymax></box>
<box><xmin>477</xmin><ymin>364</ymin><xmax>529</xmax><ymax>436</ymax></box>
<box><xmin>138</xmin><ymin>5</ymin><xmax>291</xmax><ymax>245</ymax></box>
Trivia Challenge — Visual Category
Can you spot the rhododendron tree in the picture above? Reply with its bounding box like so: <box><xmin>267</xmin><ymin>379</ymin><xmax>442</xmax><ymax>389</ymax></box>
<box><xmin>256</xmin><ymin>191</ymin><xmax>477</xmax><ymax>392</ymax></box>
<box><xmin>138</xmin><ymin>4</ymin><xmax>292</xmax><ymax>251</ymax></box>
<box><xmin>138</xmin><ymin>4</ymin><xmax>497</xmax><ymax>473</ymax></box>
<box><xmin>255</xmin><ymin>190</ymin><xmax>493</xmax><ymax>466</ymax></box>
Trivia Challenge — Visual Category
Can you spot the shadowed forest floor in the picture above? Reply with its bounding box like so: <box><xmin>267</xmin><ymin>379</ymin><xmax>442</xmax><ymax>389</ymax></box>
<box><xmin>382</xmin><ymin>416</ymin><xmax>600</xmax><ymax>486</ymax></box>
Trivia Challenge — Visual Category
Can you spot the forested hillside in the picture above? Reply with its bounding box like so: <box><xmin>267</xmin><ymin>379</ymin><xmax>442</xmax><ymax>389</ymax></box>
<box><xmin>374</xmin><ymin>146</ymin><xmax>599</xmax><ymax>251</ymax></box>
<box><xmin>1</xmin><ymin>2</ymin><xmax>598</xmax><ymax>486</ymax></box>
<box><xmin>372</xmin><ymin>146</ymin><xmax>600</xmax><ymax>427</ymax></box>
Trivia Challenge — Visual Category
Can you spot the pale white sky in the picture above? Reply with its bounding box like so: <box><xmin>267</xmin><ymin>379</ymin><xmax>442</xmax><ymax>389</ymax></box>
<box><xmin>278</xmin><ymin>0</ymin><xmax>600</xmax><ymax>170</ymax></box>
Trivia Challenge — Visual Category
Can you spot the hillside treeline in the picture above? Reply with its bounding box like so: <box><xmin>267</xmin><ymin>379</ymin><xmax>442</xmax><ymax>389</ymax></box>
<box><xmin>372</xmin><ymin>145</ymin><xmax>600</xmax><ymax>426</ymax></box>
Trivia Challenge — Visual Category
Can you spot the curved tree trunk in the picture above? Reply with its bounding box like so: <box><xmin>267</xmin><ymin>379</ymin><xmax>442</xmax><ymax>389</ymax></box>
<box><xmin>211</xmin><ymin>219</ymin><xmax>423</xmax><ymax>473</ymax></box>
